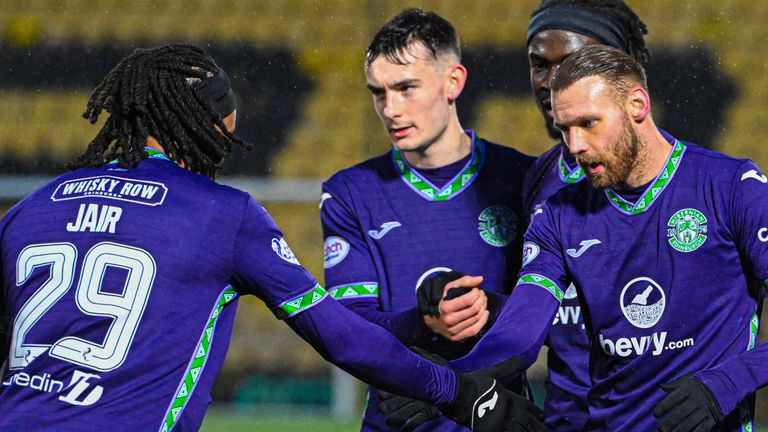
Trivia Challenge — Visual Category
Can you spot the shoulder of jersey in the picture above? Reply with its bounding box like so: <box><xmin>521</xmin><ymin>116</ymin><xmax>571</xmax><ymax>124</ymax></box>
<box><xmin>140</xmin><ymin>162</ymin><xmax>251</xmax><ymax>203</ymax></box>
<box><xmin>541</xmin><ymin>177</ymin><xmax>592</xmax><ymax>214</ymax></box>
<box><xmin>536</xmin><ymin>142</ymin><xmax>563</xmax><ymax>163</ymax></box>
<box><xmin>323</xmin><ymin>151</ymin><xmax>392</xmax><ymax>189</ymax></box>
<box><xmin>683</xmin><ymin>142</ymin><xmax>753</xmax><ymax>179</ymax></box>
<box><xmin>482</xmin><ymin>139</ymin><xmax>537</xmax><ymax>166</ymax></box>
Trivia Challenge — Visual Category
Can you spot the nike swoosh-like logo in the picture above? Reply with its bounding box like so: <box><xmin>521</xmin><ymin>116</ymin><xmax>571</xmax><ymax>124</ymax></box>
<box><xmin>477</xmin><ymin>391</ymin><xmax>498</xmax><ymax>418</ymax></box>
<box><xmin>368</xmin><ymin>221</ymin><xmax>401</xmax><ymax>239</ymax></box>
<box><xmin>472</xmin><ymin>380</ymin><xmax>499</xmax><ymax>430</ymax></box>
<box><xmin>319</xmin><ymin>193</ymin><xmax>333</xmax><ymax>209</ymax></box>
<box><xmin>566</xmin><ymin>239</ymin><xmax>602</xmax><ymax>257</ymax></box>
<box><xmin>741</xmin><ymin>170</ymin><xmax>768</xmax><ymax>183</ymax></box>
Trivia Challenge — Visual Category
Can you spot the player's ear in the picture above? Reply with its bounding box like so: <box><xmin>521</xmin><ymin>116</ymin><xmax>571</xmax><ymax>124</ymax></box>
<box><xmin>446</xmin><ymin>63</ymin><xmax>467</xmax><ymax>102</ymax></box>
<box><xmin>626</xmin><ymin>86</ymin><xmax>651</xmax><ymax>122</ymax></box>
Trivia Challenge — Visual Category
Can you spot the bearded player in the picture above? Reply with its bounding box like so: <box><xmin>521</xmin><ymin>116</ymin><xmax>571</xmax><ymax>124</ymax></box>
<box><xmin>450</xmin><ymin>45</ymin><xmax>768</xmax><ymax>431</ymax></box>
<box><xmin>522</xmin><ymin>1</ymin><xmax>650</xmax><ymax>428</ymax></box>
<box><xmin>320</xmin><ymin>9</ymin><xmax>536</xmax><ymax>432</ymax></box>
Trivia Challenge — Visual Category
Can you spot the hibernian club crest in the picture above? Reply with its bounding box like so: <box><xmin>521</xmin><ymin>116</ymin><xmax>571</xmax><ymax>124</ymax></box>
<box><xmin>478</xmin><ymin>205</ymin><xmax>517</xmax><ymax>247</ymax></box>
<box><xmin>667</xmin><ymin>208</ymin><xmax>708</xmax><ymax>252</ymax></box>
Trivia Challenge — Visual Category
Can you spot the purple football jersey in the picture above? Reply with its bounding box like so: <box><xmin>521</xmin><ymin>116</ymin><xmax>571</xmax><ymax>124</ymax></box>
<box><xmin>0</xmin><ymin>154</ymin><xmax>458</xmax><ymax>431</ymax></box>
<box><xmin>0</xmin><ymin>155</ymin><xmax>325</xmax><ymax>431</ymax></box>
<box><xmin>321</xmin><ymin>131</ymin><xmax>535</xmax><ymax>432</ymax></box>
<box><xmin>515</xmin><ymin>139</ymin><xmax>767</xmax><ymax>430</ymax></box>
<box><xmin>523</xmin><ymin>142</ymin><xmax>591</xmax><ymax>430</ymax></box>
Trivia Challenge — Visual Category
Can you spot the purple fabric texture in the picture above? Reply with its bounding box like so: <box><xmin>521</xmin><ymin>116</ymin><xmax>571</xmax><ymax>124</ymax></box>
<box><xmin>489</xmin><ymin>139</ymin><xmax>765</xmax><ymax>430</ymax></box>
<box><xmin>321</xmin><ymin>134</ymin><xmax>534</xmax><ymax>431</ymax></box>
<box><xmin>0</xmin><ymin>157</ymin><xmax>457</xmax><ymax>431</ymax></box>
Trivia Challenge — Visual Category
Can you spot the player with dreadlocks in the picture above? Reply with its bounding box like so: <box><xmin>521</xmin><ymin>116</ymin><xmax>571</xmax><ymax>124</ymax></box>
<box><xmin>0</xmin><ymin>44</ymin><xmax>544</xmax><ymax>431</ymax></box>
<box><xmin>68</xmin><ymin>44</ymin><xmax>249</xmax><ymax>178</ymax></box>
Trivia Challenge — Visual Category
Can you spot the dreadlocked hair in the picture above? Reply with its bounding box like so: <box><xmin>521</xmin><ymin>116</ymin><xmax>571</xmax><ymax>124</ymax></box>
<box><xmin>532</xmin><ymin>0</ymin><xmax>650</xmax><ymax>64</ymax></box>
<box><xmin>68</xmin><ymin>44</ymin><xmax>252</xmax><ymax>178</ymax></box>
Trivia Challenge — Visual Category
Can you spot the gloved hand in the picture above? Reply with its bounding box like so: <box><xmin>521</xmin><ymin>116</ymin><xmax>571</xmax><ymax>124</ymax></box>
<box><xmin>441</xmin><ymin>366</ymin><xmax>546</xmax><ymax>431</ymax></box>
<box><xmin>417</xmin><ymin>270</ymin><xmax>465</xmax><ymax>317</ymax></box>
<box><xmin>379</xmin><ymin>347</ymin><xmax>447</xmax><ymax>431</ymax></box>
<box><xmin>653</xmin><ymin>374</ymin><xmax>724</xmax><ymax>432</ymax></box>
<box><xmin>379</xmin><ymin>347</ymin><xmax>545</xmax><ymax>432</ymax></box>
<box><xmin>379</xmin><ymin>389</ymin><xmax>440</xmax><ymax>432</ymax></box>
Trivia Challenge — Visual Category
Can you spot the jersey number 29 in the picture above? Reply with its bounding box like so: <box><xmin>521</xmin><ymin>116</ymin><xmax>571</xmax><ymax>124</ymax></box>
<box><xmin>11</xmin><ymin>242</ymin><xmax>155</xmax><ymax>372</ymax></box>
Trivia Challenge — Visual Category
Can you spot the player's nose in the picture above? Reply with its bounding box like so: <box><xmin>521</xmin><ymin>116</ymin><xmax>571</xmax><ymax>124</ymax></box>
<box><xmin>382</xmin><ymin>93</ymin><xmax>402</xmax><ymax>119</ymax></box>
<box><xmin>544</xmin><ymin>65</ymin><xmax>559</xmax><ymax>89</ymax></box>
<box><xmin>567</xmin><ymin>130</ymin><xmax>589</xmax><ymax>154</ymax></box>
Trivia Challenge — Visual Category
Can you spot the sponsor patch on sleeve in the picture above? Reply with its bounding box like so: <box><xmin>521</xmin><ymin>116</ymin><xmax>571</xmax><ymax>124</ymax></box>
<box><xmin>522</xmin><ymin>241</ymin><xmax>539</xmax><ymax>267</ymax></box>
<box><xmin>272</xmin><ymin>237</ymin><xmax>300</xmax><ymax>265</ymax></box>
<box><xmin>323</xmin><ymin>236</ymin><xmax>350</xmax><ymax>268</ymax></box>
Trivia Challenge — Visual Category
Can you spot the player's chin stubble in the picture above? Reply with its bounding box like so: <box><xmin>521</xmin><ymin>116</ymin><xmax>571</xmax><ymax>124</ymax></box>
<box><xmin>582</xmin><ymin>115</ymin><xmax>642</xmax><ymax>190</ymax></box>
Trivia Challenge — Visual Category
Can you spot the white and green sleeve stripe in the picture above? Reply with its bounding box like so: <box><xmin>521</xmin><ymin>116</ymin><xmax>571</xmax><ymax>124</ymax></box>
<box><xmin>516</xmin><ymin>274</ymin><xmax>564</xmax><ymax>302</ymax></box>
<box><xmin>328</xmin><ymin>282</ymin><xmax>379</xmax><ymax>300</ymax></box>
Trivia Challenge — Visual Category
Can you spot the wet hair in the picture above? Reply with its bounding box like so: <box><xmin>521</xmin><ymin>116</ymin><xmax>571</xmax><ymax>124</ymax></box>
<box><xmin>530</xmin><ymin>0</ymin><xmax>649</xmax><ymax>64</ymax></box>
<box><xmin>551</xmin><ymin>45</ymin><xmax>648</xmax><ymax>104</ymax></box>
<box><xmin>365</xmin><ymin>8</ymin><xmax>461</xmax><ymax>67</ymax></box>
<box><xmin>68</xmin><ymin>44</ymin><xmax>252</xmax><ymax>178</ymax></box>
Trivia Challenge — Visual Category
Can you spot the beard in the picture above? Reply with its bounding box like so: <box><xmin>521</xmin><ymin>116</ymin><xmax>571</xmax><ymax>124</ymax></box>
<box><xmin>578</xmin><ymin>114</ymin><xmax>642</xmax><ymax>190</ymax></box>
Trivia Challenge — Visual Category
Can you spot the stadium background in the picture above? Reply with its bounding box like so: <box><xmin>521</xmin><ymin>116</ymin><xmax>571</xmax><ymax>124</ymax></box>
<box><xmin>1</xmin><ymin>0</ymin><xmax>767</xmax><ymax>429</ymax></box>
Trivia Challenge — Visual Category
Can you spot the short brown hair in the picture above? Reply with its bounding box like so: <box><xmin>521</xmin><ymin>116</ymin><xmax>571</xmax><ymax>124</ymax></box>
<box><xmin>551</xmin><ymin>45</ymin><xmax>647</xmax><ymax>105</ymax></box>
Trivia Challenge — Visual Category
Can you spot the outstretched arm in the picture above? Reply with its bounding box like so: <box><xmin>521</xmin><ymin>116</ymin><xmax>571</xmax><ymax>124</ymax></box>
<box><xmin>286</xmin><ymin>295</ymin><xmax>457</xmax><ymax>405</ymax></box>
<box><xmin>287</xmin><ymin>296</ymin><xmax>546</xmax><ymax>431</ymax></box>
<box><xmin>449</xmin><ymin>275</ymin><xmax>561</xmax><ymax>373</ymax></box>
<box><xmin>232</xmin><ymin>195</ymin><xmax>547</xmax><ymax>430</ymax></box>
<box><xmin>336</xmin><ymin>298</ymin><xmax>436</xmax><ymax>347</ymax></box>
<box><xmin>450</xmin><ymin>198</ymin><xmax>570</xmax><ymax>373</ymax></box>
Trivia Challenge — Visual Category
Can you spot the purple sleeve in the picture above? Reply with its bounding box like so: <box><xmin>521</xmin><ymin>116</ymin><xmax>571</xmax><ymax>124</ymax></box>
<box><xmin>227</xmin><ymin>197</ymin><xmax>457</xmax><ymax>404</ymax></box>
<box><xmin>231</xmin><ymin>197</ymin><xmax>323</xmax><ymax>313</ymax></box>
<box><xmin>449</xmin><ymin>202</ymin><xmax>566</xmax><ymax>372</ymax></box>
<box><xmin>320</xmin><ymin>181</ymin><xmax>433</xmax><ymax>345</ymax></box>
<box><xmin>286</xmin><ymin>296</ymin><xmax>456</xmax><ymax>405</ymax></box>
<box><xmin>487</xmin><ymin>291</ymin><xmax>510</xmax><ymax>318</ymax></box>
<box><xmin>343</xmin><ymin>301</ymin><xmax>434</xmax><ymax>346</ymax></box>
<box><xmin>320</xmin><ymin>182</ymin><xmax>378</xmax><ymax>288</ymax></box>
<box><xmin>694</xmin><ymin>161</ymin><xmax>768</xmax><ymax>416</ymax></box>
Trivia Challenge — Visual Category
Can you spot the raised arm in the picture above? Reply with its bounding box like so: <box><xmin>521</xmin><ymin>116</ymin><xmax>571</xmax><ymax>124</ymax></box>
<box><xmin>450</xmin><ymin>199</ymin><xmax>569</xmax><ymax>374</ymax></box>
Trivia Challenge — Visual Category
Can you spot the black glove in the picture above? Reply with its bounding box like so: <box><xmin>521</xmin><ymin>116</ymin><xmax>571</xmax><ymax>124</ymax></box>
<box><xmin>379</xmin><ymin>389</ymin><xmax>440</xmax><ymax>432</ymax></box>
<box><xmin>380</xmin><ymin>347</ymin><xmax>545</xmax><ymax>432</ymax></box>
<box><xmin>379</xmin><ymin>347</ymin><xmax>446</xmax><ymax>431</ymax></box>
<box><xmin>653</xmin><ymin>374</ymin><xmax>724</xmax><ymax>432</ymax></box>
<box><xmin>416</xmin><ymin>270</ymin><xmax>465</xmax><ymax>317</ymax></box>
<box><xmin>441</xmin><ymin>366</ymin><xmax>546</xmax><ymax>431</ymax></box>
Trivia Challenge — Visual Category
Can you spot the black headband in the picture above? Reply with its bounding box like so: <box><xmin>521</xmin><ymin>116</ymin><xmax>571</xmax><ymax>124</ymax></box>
<box><xmin>194</xmin><ymin>68</ymin><xmax>236</xmax><ymax>118</ymax></box>
<box><xmin>526</xmin><ymin>4</ymin><xmax>629</xmax><ymax>53</ymax></box>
